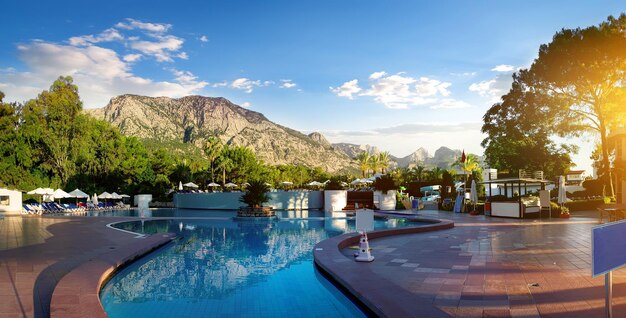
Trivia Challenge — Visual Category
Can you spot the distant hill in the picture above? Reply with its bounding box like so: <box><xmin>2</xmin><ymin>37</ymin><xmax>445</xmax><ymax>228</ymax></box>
<box><xmin>86</xmin><ymin>95</ymin><xmax>356</xmax><ymax>173</ymax></box>
<box><xmin>332</xmin><ymin>143</ymin><xmax>467</xmax><ymax>169</ymax></box>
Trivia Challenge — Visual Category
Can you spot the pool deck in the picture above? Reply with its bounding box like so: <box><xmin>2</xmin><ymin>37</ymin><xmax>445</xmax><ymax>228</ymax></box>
<box><xmin>0</xmin><ymin>210</ymin><xmax>623</xmax><ymax>317</ymax></box>
<box><xmin>0</xmin><ymin>215</ymin><xmax>174</xmax><ymax>318</ymax></box>
<box><xmin>316</xmin><ymin>210</ymin><xmax>625</xmax><ymax>317</ymax></box>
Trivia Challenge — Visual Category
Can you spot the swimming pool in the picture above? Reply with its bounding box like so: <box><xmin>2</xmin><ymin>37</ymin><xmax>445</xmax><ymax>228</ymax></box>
<box><xmin>100</xmin><ymin>216</ymin><xmax>424</xmax><ymax>317</ymax></box>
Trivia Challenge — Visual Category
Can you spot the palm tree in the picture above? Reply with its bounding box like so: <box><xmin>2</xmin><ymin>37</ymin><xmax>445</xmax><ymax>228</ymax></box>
<box><xmin>369</xmin><ymin>154</ymin><xmax>381</xmax><ymax>174</ymax></box>
<box><xmin>203</xmin><ymin>137</ymin><xmax>223</xmax><ymax>182</ymax></box>
<box><xmin>428</xmin><ymin>167</ymin><xmax>445</xmax><ymax>181</ymax></box>
<box><xmin>217</xmin><ymin>157</ymin><xmax>233</xmax><ymax>185</ymax></box>
<box><xmin>356</xmin><ymin>152</ymin><xmax>371</xmax><ymax>177</ymax></box>
<box><xmin>377</xmin><ymin>151</ymin><xmax>391</xmax><ymax>174</ymax></box>
<box><xmin>453</xmin><ymin>153</ymin><xmax>482</xmax><ymax>187</ymax></box>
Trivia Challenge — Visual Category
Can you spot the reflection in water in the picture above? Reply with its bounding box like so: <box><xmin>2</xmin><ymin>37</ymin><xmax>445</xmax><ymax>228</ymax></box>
<box><xmin>101</xmin><ymin>217</ymin><xmax>423</xmax><ymax>318</ymax></box>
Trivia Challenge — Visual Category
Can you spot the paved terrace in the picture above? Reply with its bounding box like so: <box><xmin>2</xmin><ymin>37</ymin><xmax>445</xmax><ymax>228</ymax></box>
<box><xmin>0</xmin><ymin>210</ymin><xmax>622</xmax><ymax>318</ymax></box>
<box><xmin>0</xmin><ymin>215</ymin><xmax>173</xmax><ymax>318</ymax></box>
<box><xmin>316</xmin><ymin>210</ymin><xmax>625</xmax><ymax>318</ymax></box>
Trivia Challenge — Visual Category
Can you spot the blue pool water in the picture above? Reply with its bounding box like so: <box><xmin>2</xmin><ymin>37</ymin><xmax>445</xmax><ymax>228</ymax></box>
<box><xmin>100</xmin><ymin>216</ymin><xmax>424</xmax><ymax>317</ymax></box>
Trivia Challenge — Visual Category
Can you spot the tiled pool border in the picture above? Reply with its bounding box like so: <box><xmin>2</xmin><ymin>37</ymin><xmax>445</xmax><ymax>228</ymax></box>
<box><xmin>313</xmin><ymin>216</ymin><xmax>454</xmax><ymax>317</ymax></box>
<box><xmin>49</xmin><ymin>233</ymin><xmax>176</xmax><ymax>318</ymax></box>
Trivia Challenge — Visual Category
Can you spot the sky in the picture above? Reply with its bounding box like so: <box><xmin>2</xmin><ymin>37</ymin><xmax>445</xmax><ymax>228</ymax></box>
<box><xmin>1</xmin><ymin>1</ymin><xmax>624</xmax><ymax>175</ymax></box>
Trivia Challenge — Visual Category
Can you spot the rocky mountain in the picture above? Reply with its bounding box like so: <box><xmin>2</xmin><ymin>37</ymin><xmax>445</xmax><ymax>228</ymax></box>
<box><xmin>332</xmin><ymin>142</ymin><xmax>464</xmax><ymax>169</ymax></box>
<box><xmin>86</xmin><ymin>95</ymin><xmax>355</xmax><ymax>173</ymax></box>
<box><xmin>331</xmin><ymin>143</ymin><xmax>380</xmax><ymax>159</ymax></box>
<box><xmin>391</xmin><ymin>147</ymin><xmax>429</xmax><ymax>168</ymax></box>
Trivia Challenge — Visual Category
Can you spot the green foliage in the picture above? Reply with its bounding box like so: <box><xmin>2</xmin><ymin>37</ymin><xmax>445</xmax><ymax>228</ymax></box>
<box><xmin>324</xmin><ymin>177</ymin><xmax>345</xmax><ymax>190</ymax></box>
<box><xmin>372</xmin><ymin>175</ymin><xmax>398</xmax><ymax>194</ymax></box>
<box><xmin>483</xmin><ymin>14</ymin><xmax>626</xmax><ymax>194</ymax></box>
<box><xmin>239</xmin><ymin>180</ymin><xmax>271</xmax><ymax>208</ymax></box>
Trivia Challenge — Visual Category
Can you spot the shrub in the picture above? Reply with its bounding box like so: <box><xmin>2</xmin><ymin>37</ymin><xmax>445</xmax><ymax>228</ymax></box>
<box><xmin>324</xmin><ymin>177</ymin><xmax>345</xmax><ymax>190</ymax></box>
<box><xmin>239</xmin><ymin>180</ymin><xmax>270</xmax><ymax>208</ymax></box>
<box><xmin>372</xmin><ymin>175</ymin><xmax>398</xmax><ymax>194</ymax></box>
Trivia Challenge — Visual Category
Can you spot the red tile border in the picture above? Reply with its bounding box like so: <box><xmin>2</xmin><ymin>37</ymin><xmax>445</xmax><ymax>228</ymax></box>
<box><xmin>49</xmin><ymin>233</ymin><xmax>176</xmax><ymax>318</ymax></box>
<box><xmin>313</xmin><ymin>217</ymin><xmax>454</xmax><ymax>317</ymax></box>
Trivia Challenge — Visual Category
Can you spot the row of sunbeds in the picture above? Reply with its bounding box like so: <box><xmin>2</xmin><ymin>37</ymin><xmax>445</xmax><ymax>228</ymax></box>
<box><xmin>22</xmin><ymin>202</ymin><xmax>125</xmax><ymax>215</ymax></box>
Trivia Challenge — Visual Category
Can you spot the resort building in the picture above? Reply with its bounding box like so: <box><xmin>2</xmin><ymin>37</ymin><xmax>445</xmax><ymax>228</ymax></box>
<box><xmin>0</xmin><ymin>188</ymin><xmax>22</xmax><ymax>215</ymax></box>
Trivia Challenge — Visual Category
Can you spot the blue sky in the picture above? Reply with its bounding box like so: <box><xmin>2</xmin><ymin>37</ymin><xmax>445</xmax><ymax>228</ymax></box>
<box><xmin>2</xmin><ymin>1</ymin><xmax>624</xmax><ymax>175</ymax></box>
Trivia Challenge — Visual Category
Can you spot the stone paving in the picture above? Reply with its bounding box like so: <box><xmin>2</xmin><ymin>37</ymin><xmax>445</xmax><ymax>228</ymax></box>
<box><xmin>1</xmin><ymin>210</ymin><xmax>623</xmax><ymax>318</ymax></box>
<box><xmin>321</xmin><ymin>209</ymin><xmax>626</xmax><ymax>318</ymax></box>
<box><xmin>0</xmin><ymin>215</ymin><xmax>169</xmax><ymax>318</ymax></box>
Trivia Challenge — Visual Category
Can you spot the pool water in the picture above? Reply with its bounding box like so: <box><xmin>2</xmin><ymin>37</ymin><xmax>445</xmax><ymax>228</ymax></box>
<box><xmin>100</xmin><ymin>216</ymin><xmax>423</xmax><ymax>318</ymax></box>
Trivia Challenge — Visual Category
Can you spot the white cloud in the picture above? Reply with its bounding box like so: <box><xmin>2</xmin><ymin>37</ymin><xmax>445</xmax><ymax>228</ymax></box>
<box><xmin>199</xmin><ymin>35</ymin><xmax>208</xmax><ymax>42</ymax></box>
<box><xmin>241</xmin><ymin>102</ymin><xmax>251</xmax><ymax>108</ymax></box>
<box><xmin>231</xmin><ymin>78</ymin><xmax>263</xmax><ymax>93</ymax></box>
<box><xmin>450</xmin><ymin>72</ymin><xmax>476</xmax><ymax>77</ymax></box>
<box><xmin>491</xmin><ymin>64</ymin><xmax>514</xmax><ymax>72</ymax></box>
<box><xmin>68</xmin><ymin>28</ymin><xmax>124</xmax><ymax>46</ymax></box>
<box><xmin>369</xmin><ymin>71</ymin><xmax>386</xmax><ymax>80</ymax></box>
<box><xmin>123</xmin><ymin>53</ymin><xmax>142</xmax><ymax>62</ymax></box>
<box><xmin>115</xmin><ymin>18</ymin><xmax>171</xmax><ymax>33</ymax></box>
<box><xmin>211</xmin><ymin>81</ymin><xmax>228</xmax><ymax>88</ymax></box>
<box><xmin>129</xmin><ymin>35</ymin><xmax>184</xmax><ymax>62</ymax></box>
<box><xmin>1</xmin><ymin>41</ymin><xmax>207</xmax><ymax>107</ymax></box>
<box><xmin>177</xmin><ymin>52</ymin><xmax>188</xmax><ymax>60</ymax></box>
<box><xmin>469</xmin><ymin>73</ymin><xmax>513</xmax><ymax>102</ymax></box>
<box><xmin>280</xmin><ymin>79</ymin><xmax>297</xmax><ymax>89</ymax></box>
<box><xmin>330</xmin><ymin>79</ymin><xmax>361</xmax><ymax>99</ymax></box>
<box><xmin>430</xmin><ymin>98</ymin><xmax>471</xmax><ymax>109</ymax></box>
<box><xmin>362</xmin><ymin>72</ymin><xmax>451</xmax><ymax>109</ymax></box>
<box><xmin>414</xmin><ymin>77</ymin><xmax>451</xmax><ymax>97</ymax></box>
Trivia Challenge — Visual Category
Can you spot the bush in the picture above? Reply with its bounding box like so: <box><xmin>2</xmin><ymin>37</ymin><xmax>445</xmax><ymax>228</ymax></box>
<box><xmin>324</xmin><ymin>177</ymin><xmax>345</xmax><ymax>190</ymax></box>
<box><xmin>372</xmin><ymin>175</ymin><xmax>398</xmax><ymax>194</ymax></box>
<box><xmin>239</xmin><ymin>180</ymin><xmax>270</xmax><ymax>208</ymax></box>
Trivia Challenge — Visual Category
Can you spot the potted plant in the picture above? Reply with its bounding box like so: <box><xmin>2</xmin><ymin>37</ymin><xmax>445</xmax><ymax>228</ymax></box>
<box><xmin>324</xmin><ymin>177</ymin><xmax>347</xmax><ymax>212</ymax></box>
<box><xmin>373</xmin><ymin>175</ymin><xmax>398</xmax><ymax>211</ymax></box>
<box><xmin>559</xmin><ymin>206</ymin><xmax>570</xmax><ymax>219</ymax></box>
<box><xmin>238</xmin><ymin>180</ymin><xmax>274</xmax><ymax>217</ymax></box>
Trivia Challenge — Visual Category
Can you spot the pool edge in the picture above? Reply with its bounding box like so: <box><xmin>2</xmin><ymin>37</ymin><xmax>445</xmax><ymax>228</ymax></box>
<box><xmin>313</xmin><ymin>217</ymin><xmax>454</xmax><ymax>318</ymax></box>
<box><xmin>49</xmin><ymin>232</ymin><xmax>176</xmax><ymax>318</ymax></box>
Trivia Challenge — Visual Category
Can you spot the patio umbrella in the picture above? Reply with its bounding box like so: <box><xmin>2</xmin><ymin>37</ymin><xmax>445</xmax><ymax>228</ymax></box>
<box><xmin>281</xmin><ymin>181</ymin><xmax>293</xmax><ymax>185</ymax></box>
<box><xmin>69</xmin><ymin>188</ymin><xmax>89</xmax><ymax>205</ymax></box>
<box><xmin>183</xmin><ymin>182</ymin><xmax>199</xmax><ymax>188</ymax></box>
<box><xmin>69</xmin><ymin>189</ymin><xmax>89</xmax><ymax>198</ymax></box>
<box><xmin>52</xmin><ymin>189</ymin><xmax>71</xmax><ymax>202</ymax></box>
<box><xmin>470</xmin><ymin>180</ymin><xmax>478</xmax><ymax>212</ymax></box>
<box><xmin>350</xmin><ymin>179</ymin><xmax>363</xmax><ymax>185</ymax></box>
<box><xmin>120</xmin><ymin>194</ymin><xmax>131</xmax><ymax>198</ymax></box>
<box><xmin>27</xmin><ymin>188</ymin><xmax>43</xmax><ymax>195</ymax></box>
<box><xmin>99</xmin><ymin>192</ymin><xmax>112</xmax><ymax>199</ymax></box>
<box><xmin>111</xmin><ymin>192</ymin><xmax>123</xmax><ymax>200</ymax></box>
<box><xmin>93</xmin><ymin>193</ymin><xmax>98</xmax><ymax>205</ymax></box>
<box><xmin>307</xmin><ymin>181</ymin><xmax>322</xmax><ymax>187</ymax></box>
<box><xmin>557</xmin><ymin>176</ymin><xmax>567</xmax><ymax>208</ymax></box>
<box><xmin>208</xmin><ymin>182</ymin><xmax>220</xmax><ymax>187</ymax></box>
<box><xmin>178</xmin><ymin>181</ymin><xmax>183</xmax><ymax>191</ymax></box>
<box><xmin>40</xmin><ymin>188</ymin><xmax>55</xmax><ymax>202</ymax></box>
<box><xmin>224</xmin><ymin>183</ymin><xmax>238</xmax><ymax>188</ymax></box>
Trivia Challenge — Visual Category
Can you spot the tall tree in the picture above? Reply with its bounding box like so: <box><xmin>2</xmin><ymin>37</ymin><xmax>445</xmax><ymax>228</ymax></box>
<box><xmin>203</xmin><ymin>136</ymin><xmax>223</xmax><ymax>182</ymax></box>
<box><xmin>377</xmin><ymin>151</ymin><xmax>391</xmax><ymax>173</ymax></box>
<box><xmin>511</xmin><ymin>14</ymin><xmax>626</xmax><ymax>195</ymax></box>
<box><xmin>33</xmin><ymin>76</ymin><xmax>83</xmax><ymax>184</ymax></box>
<box><xmin>356</xmin><ymin>152</ymin><xmax>370</xmax><ymax>177</ymax></box>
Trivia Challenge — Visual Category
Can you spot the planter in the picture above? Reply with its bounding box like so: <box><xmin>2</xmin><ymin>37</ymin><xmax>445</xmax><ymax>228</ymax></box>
<box><xmin>237</xmin><ymin>206</ymin><xmax>275</xmax><ymax>217</ymax></box>
<box><xmin>324</xmin><ymin>190</ymin><xmax>347</xmax><ymax>212</ymax></box>
<box><xmin>559</xmin><ymin>213</ymin><xmax>570</xmax><ymax>219</ymax></box>
<box><xmin>374</xmin><ymin>190</ymin><xmax>396</xmax><ymax>211</ymax></box>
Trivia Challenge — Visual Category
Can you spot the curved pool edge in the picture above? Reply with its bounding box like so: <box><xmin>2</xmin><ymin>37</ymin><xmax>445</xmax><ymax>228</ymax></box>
<box><xmin>49</xmin><ymin>232</ymin><xmax>177</xmax><ymax>318</ymax></box>
<box><xmin>313</xmin><ymin>217</ymin><xmax>454</xmax><ymax>318</ymax></box>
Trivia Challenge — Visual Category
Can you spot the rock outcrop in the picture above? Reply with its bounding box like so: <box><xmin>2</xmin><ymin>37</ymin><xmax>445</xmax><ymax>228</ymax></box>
<box><xmin>86</xmin><ymin>95</ymin><xmax>355</xmax><ymax>173</ymax></box>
